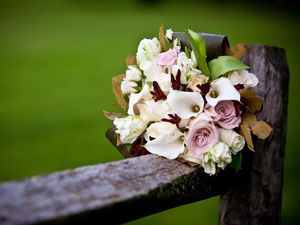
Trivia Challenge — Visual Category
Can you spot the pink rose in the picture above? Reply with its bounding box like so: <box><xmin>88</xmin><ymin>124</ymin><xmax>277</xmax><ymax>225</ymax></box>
<box><xmin>155</xmin><ymin>46</ymin><xmax>180</xmax><ymax>69</ymax></box>
<box><xmin>186</xmin><ymin>114</ymin><xmax>219</xmax><ymax>156</ymax></box>
<box><xmin>207</xmin><ymin>100</ymin><xmax>241</xmax><ymax>129</ymax></box>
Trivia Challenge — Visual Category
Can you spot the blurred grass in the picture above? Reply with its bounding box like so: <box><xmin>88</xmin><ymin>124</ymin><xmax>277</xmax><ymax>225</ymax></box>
<box><xmin>0</xmin><ymin>0</ymin><xmax>299</xmax><ymax>224</ymax></box>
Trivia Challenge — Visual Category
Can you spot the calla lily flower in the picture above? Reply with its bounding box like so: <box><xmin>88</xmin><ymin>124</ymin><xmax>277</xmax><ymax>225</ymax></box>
<box><xmin>128</xmin><ymin>83</ymin><xmax>152</xmax><ymax>115</ymax></box>
<box><xmin>167</xmin><ymin>90</ymin><xmax>204</xmax><ymax>119</ymax></box>
<box><xmin>144</xmin><ymin>122</ymin><xmax>184</xmax><ymax>159</ymax></box>
<box><xmin>206</xmin><ymin>77</ymin><xmax>240</xmax><ymax>106</ymax></box>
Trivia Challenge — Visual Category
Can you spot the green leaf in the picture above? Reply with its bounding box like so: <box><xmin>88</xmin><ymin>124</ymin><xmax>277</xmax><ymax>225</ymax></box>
<box><xmin>230</xmin><ymin>152</ymin><xmax>241</xmax><ymax>172</ymax></box>
<box><xmin>184</xmin><ymin>46</ymin><xmax>191</xmax><ymax>58</ymax></box>
<box><xmin>208</xmin><ymin>55</ymin><xmax>249</xmax><ymax>80</ymax></box>
<box><xmin>185</xmin><ymin>29</ymin><xmax>210</xmax><ymax>77</ymax></box>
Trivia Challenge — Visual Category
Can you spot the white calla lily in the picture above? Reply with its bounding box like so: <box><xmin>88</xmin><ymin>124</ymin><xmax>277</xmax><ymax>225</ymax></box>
<box><xmin>144</xmin><ymin>122</ymin><xmax>184</xmax><ymax>159</ymax></box>
<box><xmin>137</xmin><ymin>100</ymin><xmax>171</xmax><ymax>123</ymax></box>
<box><xmin>206</xmin><ymin>77</ymin><xmax>240</xmax><ymax>106</ymax></box>
<box><xmin>128</xmin><ymin>83</ymin><xmax>152</xmax><ymax>115</ymax></box>
<box><xmin>167</xmin><ymin>90</ymin><xmax>204</xmax><ymax>119</ymax></box>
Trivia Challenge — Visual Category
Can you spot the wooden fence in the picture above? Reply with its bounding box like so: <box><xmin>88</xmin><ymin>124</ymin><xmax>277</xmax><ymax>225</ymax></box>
<box><xmin>0</xmin><ymin>45</ymin><xmax>289</xmax><ymax>225</ymax></box>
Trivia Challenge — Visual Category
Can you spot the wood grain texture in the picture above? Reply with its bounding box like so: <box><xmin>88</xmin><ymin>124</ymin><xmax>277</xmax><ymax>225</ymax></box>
<box><xmin>0</xmin><ymin>154</ymin><xmax>235</xmax><ymax>225</ymax></box>
<box><xmin>219</xmin><ymin>45</ymin><xmax>289</xmax><ymax>225</ymax></box>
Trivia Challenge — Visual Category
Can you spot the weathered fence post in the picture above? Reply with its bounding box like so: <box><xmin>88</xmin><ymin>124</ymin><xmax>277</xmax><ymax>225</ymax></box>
<box><xmin>219</xmin><ymin>45</ymin><xmax>289</xmax><ymax>225</ymax></box>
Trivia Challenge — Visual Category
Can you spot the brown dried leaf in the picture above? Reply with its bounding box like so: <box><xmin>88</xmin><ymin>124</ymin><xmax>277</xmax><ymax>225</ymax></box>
<box><xmin>126</xmin><ymin>55</ymin><xmax>136</xmax><ymax>66</ymax></box>
<box><xmin>242</xmin><ymin>113</ymin><xmax>257</xmax><ymax>127</ymax></box>
<box><xmin>224</xmin><ymin>43</ymin><xmax>247</xmax><ymax>59</ymax></box>
<box><xmin>159</xmin><ymin>24</ymin><xmax>167</xmax><ymax>52</ymax></box>
<box><xmin>240</xmin><ymin>122</ymin><xmax>255</xmax><ymax>151</ymax></box>
<box><xmin>103</xmin><ymin>111</ymin><xmax>125</xmax><ymax>120</ymax></box>
<box><xmin>251</xmin><ymin>120</ymin><xmax>272</xmax><ymax>140</ymax></box>
<box><xmin>240</xmin><ymin>113</ymin><xmax>272</xmax><ymax>151</ymax></box>
<box><xmin>240</xmin><ymin>89</ymin><xmax>263</xmax><ymax>113</ymax></box>
<box><xmin>112</xmin><ymin>74</ymin><xmax>128</xmax><ymax>112</ymax></box>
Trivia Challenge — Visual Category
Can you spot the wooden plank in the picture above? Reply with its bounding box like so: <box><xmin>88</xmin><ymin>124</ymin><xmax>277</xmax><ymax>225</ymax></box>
<box><xmin>0</xmin><ymin>154</ymin><xmax>235</xmax><ymax>225</ymax></box>
<box><xmin>219</xmin><ymin>45</ymin><xmax>289</xmax><ymax>225</ymax></box>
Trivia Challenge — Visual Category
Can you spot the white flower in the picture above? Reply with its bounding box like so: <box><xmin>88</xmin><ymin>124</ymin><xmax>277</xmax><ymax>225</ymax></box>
<box><xmin>202</xmin><ymin>142</ymin><xmax>232</xmax><ymax>175</ymax></box>
<box><xmin>227</xmin><ymin>69</ymin><xmax>259</xmax><ymax>88</ymax></box>
<box><xmin>144</xmin><ymin>122</ymin><xmax>184</xmax><ymax>159</ymax></box>
<box><xmin>125</xmin><ymin>65</ymin><xmax>142</xmax><ymax>81</ymax></box>
<box><xmin>136</xmin><ymin>38</ymin><xmax>161</xmax><ymax>65</ymax></box>
<box><xmin>219</xmin><ymin>128</ymin><xmax>245</xmax><ymax>154</ymax></box>
<box><xmin>137</xmin><ymin>99</ymin><xmax>171</xmax><ymax>123</ymax></box>
<box><xmin>180</xmin><ymin>151</ymin><xmax>202</xmax><ymax>165</ymax></box>
<box><xmin>206</xmin><ymin>77</ymin><xmax>240</xmax><ymax>106</ymax></box>
<box><xmin>166</xmin><ymin>29</ymin><xmax>173</xmax><ymax>40</ymax></box>
<box><xmin>113</xmin><ymin>115</ymin><xmax>147</xmax><ymax>144</ymax></box>
<box><xmin>187</xmin><ymin>75</ymin><xmax>209</xmax><ymax>93</ymax></box>
<box><xmin>202</xmin><ymin>155</ymin><xmax>217</xmax><ymax>175</ymax></box>
<box><xmin>172</xmin><ymin>52</ymin><xmax>203</xmax><ymax>84</ymax></box>
<box><xmin>128</xmin><ymin>82</ymin><xmax>152</xmax><ymax>115</ymax></box>
<box><xmin>121</xmin><ymin>79</ymin><xmax>137</xmax><ymax>95</ymax></box>
<box><xmin>140</xmin><ymin>60</ymin><xmax>171</xmax><ymax>92</ymax></box>
<box><xmin>167</xmin><ymin>90</ymin><xmax>204</xmax><ymax>119</ymax></box>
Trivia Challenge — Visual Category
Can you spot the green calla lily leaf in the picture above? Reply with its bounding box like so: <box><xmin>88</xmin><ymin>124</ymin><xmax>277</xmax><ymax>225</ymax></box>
<box><xmin>185</xmin><ymin>29</ymin><xmax>210</xmax><ymax>77</ymax></box>
<box><xmin>208</xmin><ymin>55</ymin><xmax>249</xmax><ymax>80</ymax></box>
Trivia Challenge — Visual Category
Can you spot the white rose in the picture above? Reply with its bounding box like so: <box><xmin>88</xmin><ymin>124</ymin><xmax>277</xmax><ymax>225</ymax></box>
<box><xmin>137</xmin><ymin>100</ymin><xmax>171</xmax><ymax>123</ymax></box>
<box><xmin>136</xmin><ymin>38</ymin><xmax>161</xmax><ymax>65</ymax></box>
<box><xmin>113</xmin><ymin>115</ymin><xmax>147</xmax><ymax>144</ymax></box>
<box><xmin>227</xmin><ymin>69</ymin><xmax>258</xmax><ymax>88</ymax></box>
<box><xmin>201</xmin><ymin>154</ymin><xmax>216</xmax><ymax>175</ymax></box>
<box><xmin>201</xmin><ymin>142</ymin><xmax>232</xmax><ymax>174</ymax></box>
<box><xmin>219</xmin><ymin>128</ymin><xmax>245</xmax><ymax>154</ymax></box>
<box><xmin>144</xmin><ymin>122</ymin><xmax>184</xmax><ymax>159</ymax></box>
<box><xmin>125</xmin><ymin>65</ymin><xmax>142</xmax><ymax>81</ymax></box>
<box><xmin>121</xmin><ymin>79</ymin><xmax>137</xmax><ymax>95</ymax></box>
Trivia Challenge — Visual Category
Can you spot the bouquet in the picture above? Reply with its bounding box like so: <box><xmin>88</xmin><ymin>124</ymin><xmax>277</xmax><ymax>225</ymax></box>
<box><xmin>104</xmin><ymin>26</ymin><xmax>272</xmax><ymax>175</ymax></box>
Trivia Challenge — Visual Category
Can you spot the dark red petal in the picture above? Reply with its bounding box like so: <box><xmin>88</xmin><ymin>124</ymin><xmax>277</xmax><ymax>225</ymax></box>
<box><xmin>150</xmin><ymin>81</ymin><xmax>167</xmax><ymax>102</ymax></box>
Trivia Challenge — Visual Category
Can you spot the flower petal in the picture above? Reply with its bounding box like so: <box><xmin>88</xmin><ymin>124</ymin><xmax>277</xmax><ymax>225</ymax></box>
<box><xmin>128</xmin><ymin>83</ymin><xmax>151</xmax><ymax>115</ymax></box>
<box><xmin>167</xmin><ymin>90</ymin><xmax>204</xmax><ymax>119</ymax></box>
<box><xmin>206</xmin><ymin>77</ymin><xmax>240</xmax><ymax>106</ymax></box>
<box><xmin>137</xmin><ymin>100</ymin><xmax>171</xmax><ymax>123</ymax></box>
<box><xmin>144</xmin><ymin>122</ymin><xmax>184</xmax><ymax>159</ymax></box>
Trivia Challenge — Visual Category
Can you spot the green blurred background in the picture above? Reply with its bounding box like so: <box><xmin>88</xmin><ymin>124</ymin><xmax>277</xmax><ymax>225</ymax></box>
<box><xmin>0</xmin><ymin>0</ymin><xmax>299</xmax><ymax>224</ymax></box>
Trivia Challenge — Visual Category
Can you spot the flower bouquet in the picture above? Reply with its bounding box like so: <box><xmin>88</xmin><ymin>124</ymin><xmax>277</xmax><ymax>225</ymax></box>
<box><xmin>104</xmin><ymin>26</ymin><xmax>272</xmax><ymax>175</ymax></box>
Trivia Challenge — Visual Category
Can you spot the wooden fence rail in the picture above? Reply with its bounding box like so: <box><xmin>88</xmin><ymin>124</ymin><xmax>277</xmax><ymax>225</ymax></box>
<box><xmin>0</xmin><ymin>45</ymin><xmax>289</xmax><ymax>225</ymax></box>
